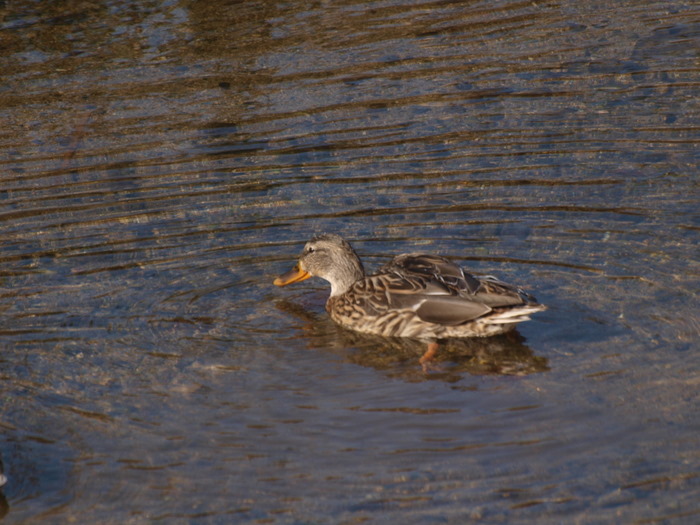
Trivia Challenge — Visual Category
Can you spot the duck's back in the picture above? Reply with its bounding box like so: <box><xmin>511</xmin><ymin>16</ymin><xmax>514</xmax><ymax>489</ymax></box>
<box><xmin>381</xmin><ymin>253</ymin><xmax>539</xmax><ymax>305</ymax></box>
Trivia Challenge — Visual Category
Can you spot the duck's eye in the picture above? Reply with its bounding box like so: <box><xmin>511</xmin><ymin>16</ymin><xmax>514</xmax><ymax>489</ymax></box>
<box><xmin>306</xmin><ymin>246</ymin><xmax>315</xmax><ymax>254</ymax></box>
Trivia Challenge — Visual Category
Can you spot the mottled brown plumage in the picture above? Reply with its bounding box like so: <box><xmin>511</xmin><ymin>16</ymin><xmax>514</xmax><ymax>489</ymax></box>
<box><xmin>273</xmin><ymin>233</ymin><xmax>546</xmax><ymax>340</ymax></box>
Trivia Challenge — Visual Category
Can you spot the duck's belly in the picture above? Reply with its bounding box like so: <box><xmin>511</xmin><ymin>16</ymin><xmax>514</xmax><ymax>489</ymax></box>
<box><xmin>328</xmin><ymin>307</ymin><xmax>514</xmax><ymax>339</ymax></box>
<box><xmin>329</xmin><ymin>307</ymin><xmax>433</xmax><ymax>338</ymax></box>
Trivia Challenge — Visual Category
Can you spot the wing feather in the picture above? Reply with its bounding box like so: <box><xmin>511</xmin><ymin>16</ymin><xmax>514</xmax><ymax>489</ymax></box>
<box><xmin>367</xmin><ymin>253</ymin><xmax>539</xmax><ymax>325</ymax></box>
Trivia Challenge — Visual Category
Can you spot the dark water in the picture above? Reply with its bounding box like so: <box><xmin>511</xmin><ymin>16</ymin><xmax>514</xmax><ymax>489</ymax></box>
<box><xmin>1</xmin><ymin>0</ymin><xmax>699</xmax><ymax>522</ymax></box>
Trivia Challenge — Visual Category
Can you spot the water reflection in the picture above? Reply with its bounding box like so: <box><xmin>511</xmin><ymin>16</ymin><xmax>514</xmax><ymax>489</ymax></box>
<box><xmin>275</xmin><ymin>299</ymin><xmax>549</xmax><ymax>381</ymax></box>
<box><xmin>1</xmin><ymin>0</ymin><xmax>699</xmax><ymax>522</ymax></box>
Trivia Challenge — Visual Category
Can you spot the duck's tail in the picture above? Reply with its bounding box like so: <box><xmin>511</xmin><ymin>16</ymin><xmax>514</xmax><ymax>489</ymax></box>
<box><xmin>485</xmin><ymin>304</ymin><xmax>547</xmax><ymax>325</ymax></box>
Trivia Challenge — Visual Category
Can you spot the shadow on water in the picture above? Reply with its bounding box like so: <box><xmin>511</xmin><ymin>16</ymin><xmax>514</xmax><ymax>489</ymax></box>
<box><xmin>275</xmin><ymin>298</ymin><xmax>549</xmax><ymax>382</ymax></box>
<box><xmin>0</xmin><ymin>459</ymin><xmax>6</xmax><ymax>520</ymax></box>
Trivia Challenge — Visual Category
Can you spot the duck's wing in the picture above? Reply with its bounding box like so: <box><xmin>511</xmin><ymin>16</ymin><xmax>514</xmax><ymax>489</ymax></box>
<box><xmin>476</xmin><ymin>274</ymin><xmax>541</xmax><ymax>306</ymax></box>
<box><xmin>369</xmin><ymin>254</ymin><xmax>538</xmax><ymax>326</ymax></box>
<box><xmin>380</xmin><ymin>254</ymin><xmax>482</xmax><ymax>294</ymax></box>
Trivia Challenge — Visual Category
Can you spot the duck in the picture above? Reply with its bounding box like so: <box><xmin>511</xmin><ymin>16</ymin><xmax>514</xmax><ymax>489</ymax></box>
<box><xmin>274</xmin><ymin>233</ymin><xmax>546</xmax><ymax>365</ymax></box>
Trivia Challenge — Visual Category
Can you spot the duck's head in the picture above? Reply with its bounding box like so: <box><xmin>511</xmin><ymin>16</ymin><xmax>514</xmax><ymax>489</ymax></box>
<box><xmin>273</xmin><ymin>233</ymin><xmax>365</xmax><ymax>296</ymax></box>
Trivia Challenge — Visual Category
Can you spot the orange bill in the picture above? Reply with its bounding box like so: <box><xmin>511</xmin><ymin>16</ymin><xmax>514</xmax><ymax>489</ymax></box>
<box><xmin>273</xmin><ymin>264</ymin><xmax>311</xmax><ymax>286</ymax></box>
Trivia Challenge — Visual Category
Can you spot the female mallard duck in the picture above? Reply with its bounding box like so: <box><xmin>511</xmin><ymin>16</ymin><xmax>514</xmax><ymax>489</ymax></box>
<box><xmin>274</xmin><ymin>234</ymin><xmax>545</xmax><ymax>353</ymax></box>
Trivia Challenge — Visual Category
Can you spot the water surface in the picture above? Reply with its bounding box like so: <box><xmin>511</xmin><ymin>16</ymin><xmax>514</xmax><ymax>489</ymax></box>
<box><xmin>1</xmin><ymin>0</ymin><xmax>699</xmax><ymax>523</ymax></box>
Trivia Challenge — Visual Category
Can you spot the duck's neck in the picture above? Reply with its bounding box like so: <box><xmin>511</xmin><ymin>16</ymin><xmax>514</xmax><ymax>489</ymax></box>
<box><xmin>328</xmin><ymin>255</ymin><xmax>365</xmax><ymax>297</ymax></box>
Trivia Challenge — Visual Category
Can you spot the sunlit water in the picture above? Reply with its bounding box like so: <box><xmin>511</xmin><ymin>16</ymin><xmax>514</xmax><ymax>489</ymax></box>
<box><xmin>1</xmin><ymin>0</ymin><xmax>699</xmax><ymax>523</ymax></box>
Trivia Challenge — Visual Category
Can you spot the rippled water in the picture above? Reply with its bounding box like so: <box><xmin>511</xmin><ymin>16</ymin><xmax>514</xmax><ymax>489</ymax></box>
<box><xmin>1</xmin><ymin>0</ymin><xmax>699</xmax><ymax>522</ymax></box>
